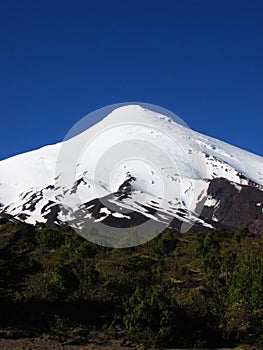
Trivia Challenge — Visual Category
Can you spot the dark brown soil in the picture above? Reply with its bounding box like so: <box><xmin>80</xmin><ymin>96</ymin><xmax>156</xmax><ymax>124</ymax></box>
<box><xmin>0</xmin><ymin>336</ymin><xmax>260</xmax><ymax>350</ymax></box>
<box><xmin>0</xmin><ymin>335</ymin><xmax>149</xmax><ymax>350</ymax></box>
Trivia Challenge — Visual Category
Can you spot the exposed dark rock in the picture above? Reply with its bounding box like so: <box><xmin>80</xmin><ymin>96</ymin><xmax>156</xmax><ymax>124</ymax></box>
<box><xmin>43</xmin><ymin>203</ymin><xmax>61</xmax><ymax>228</ymax></box>
<box><xmin>201</xmin><ymin>178</ymin><xmax>263</xmax><ymax>235</ymax></box>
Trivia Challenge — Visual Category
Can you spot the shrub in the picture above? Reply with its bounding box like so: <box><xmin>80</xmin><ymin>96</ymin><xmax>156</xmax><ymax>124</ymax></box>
<box><xmin>124</xmin><ymin>287</ymin><xmax>185</xmax><ymax>347</ymax></box>
<box><xmin>37</xmin><ymin>228</ymin><xmax>64</xmax><ymax>249</ymax></box>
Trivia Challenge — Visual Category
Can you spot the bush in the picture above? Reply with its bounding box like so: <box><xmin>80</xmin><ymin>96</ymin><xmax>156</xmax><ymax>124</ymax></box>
<box><xmin>224</xmin><ymin>251</ymin><xmax>263</xmax><ymax>344</ymax></box>
<box><xmin>37</xmin><ymin>228</ymin><xmax>64</xmax><ymax>249</ymax></box>
<box><xmin>124</xmin><ymin>287</ymin><xmax>185</xmax><ymax>347</ymax></box>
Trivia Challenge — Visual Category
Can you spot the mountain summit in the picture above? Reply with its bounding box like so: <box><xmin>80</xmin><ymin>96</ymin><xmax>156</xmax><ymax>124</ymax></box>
<box><xmin>1</xmin><ymin>105</ymin><xmax>262</xmax><ymax>242</ymax></box>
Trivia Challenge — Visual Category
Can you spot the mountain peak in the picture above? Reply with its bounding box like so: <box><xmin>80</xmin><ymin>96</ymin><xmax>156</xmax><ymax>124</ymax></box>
<box><xmin>75</xmin><ymin>104</ymin><xmax>186</xmax><ymax>138</ymax></box>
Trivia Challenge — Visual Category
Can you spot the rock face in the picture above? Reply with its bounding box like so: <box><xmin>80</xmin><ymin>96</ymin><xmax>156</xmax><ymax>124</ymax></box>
<box><xmin>200</xmin><ymin>178</ymin><xmax>263</xmax><ymax>234</ymax></box>
<box><xmin>0</xmin><ymin>104</ymin><xmax>262</xmax><ymax>234</ymax></box>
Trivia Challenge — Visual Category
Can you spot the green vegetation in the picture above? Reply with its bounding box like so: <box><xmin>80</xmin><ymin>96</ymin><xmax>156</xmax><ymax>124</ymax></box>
<box><xmin>0</xmin><ymin>219</ymin><xmax>262</xmax><ymax>347</ymax></box>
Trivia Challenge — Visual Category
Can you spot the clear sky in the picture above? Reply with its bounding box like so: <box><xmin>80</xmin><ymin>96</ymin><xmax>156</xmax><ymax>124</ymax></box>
<box><xmin>1</xmin><ymin>0</ymin><xmax>262</xmax><ymax>160</ymax></box>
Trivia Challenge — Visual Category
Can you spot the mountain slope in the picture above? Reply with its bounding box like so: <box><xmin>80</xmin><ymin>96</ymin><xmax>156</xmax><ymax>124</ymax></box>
<box><xmin>0</xmin><ymin>105</ymin><xmax>262</xmax><ymax>237</ymax></box>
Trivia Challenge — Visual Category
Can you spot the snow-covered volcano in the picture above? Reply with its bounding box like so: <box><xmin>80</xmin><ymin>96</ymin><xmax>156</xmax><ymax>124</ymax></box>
<box><xmin>0</xmin><ymin>105</ymin><xmax>262</xmax><ymax>238</ymax></box>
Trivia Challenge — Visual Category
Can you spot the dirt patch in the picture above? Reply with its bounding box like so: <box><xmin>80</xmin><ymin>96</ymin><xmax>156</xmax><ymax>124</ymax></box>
<box><xmin>0</xmin><ymin>336</ymin><xmax>148</xmax><ymax>350</ymax></box>
<box><xmin>0</xmin><ymin>337</ymin><xmax>260</xmax><ymax>350</ymax></box>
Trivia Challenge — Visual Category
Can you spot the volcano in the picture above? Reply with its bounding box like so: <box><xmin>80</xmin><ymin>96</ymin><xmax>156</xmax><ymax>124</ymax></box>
<box><xmin>0</xmin><ymin>105</ymin><xmax>262</xmax><ymax>241</ymax></box>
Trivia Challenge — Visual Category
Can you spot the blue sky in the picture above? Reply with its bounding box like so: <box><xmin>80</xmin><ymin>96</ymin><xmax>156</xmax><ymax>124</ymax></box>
<box><xmin>1</xmin><ymin>0</ymin><xmax>262</xmax><ymax>159</ymax></box>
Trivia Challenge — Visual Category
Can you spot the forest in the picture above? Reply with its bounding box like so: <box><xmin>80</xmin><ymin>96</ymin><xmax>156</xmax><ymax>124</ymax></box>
<box><xmin>0</xmin><ymin>218</ymin><xmax>262</xmax><ymax>348</ymax></box>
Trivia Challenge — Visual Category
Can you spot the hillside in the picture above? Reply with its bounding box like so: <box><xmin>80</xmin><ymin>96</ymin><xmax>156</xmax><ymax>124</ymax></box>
<box><xmin>0</xmin><ymin>218</ymin><xmax>262</xmax><ymax>348</ymax></box>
